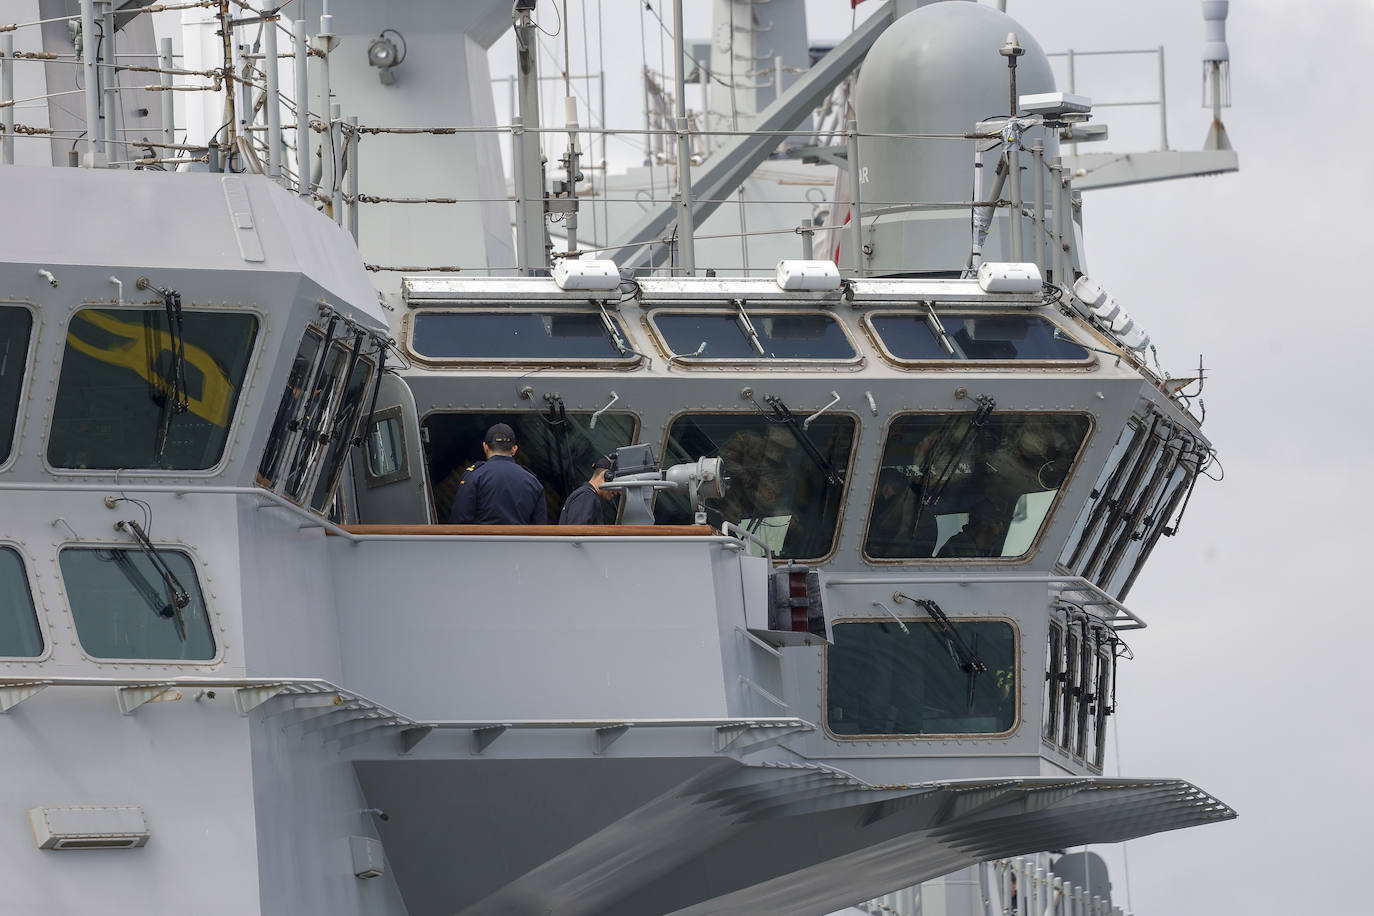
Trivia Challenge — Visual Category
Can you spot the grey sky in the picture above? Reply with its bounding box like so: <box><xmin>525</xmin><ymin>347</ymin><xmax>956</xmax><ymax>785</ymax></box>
<box><xmin>490</xmin><ymin>1</ymin><xmax>1373</xmax><ymax>913</ymax></box>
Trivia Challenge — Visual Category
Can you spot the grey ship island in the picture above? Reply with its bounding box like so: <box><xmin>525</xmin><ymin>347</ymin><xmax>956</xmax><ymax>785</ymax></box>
<box><xmin>0</xmin><ymin>0</ymin><xmax>1239</xmax><ymax>913</ymax></box>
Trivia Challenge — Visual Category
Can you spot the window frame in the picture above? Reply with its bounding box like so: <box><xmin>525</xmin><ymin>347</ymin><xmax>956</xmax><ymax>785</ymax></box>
<box><xmin>822</xmin><ymin>614</ymin><xmax>1021</xmax><ymax>741</ymax></box>
<box><xmin>43</xmin><ymin>301</ymin><xmax>265</xmax><ymax>478</ymax></box>
<box><xmin>0</xmin><ymin>300</ymin><xmax>37</xmax><ymax>473</ymax></box>
<box><xmin>257</xmin><ymin>326</ymin><xmax>327</xmax><ymax>491</ymax></box>
<box><xmin>861</xmin><ymin>409</ymin><xmax>1096</xmax><ymax>565</ymax></box>
<box><xmin>861</xmin><ymin>309</ymin><xmax>1095</xmax><ymax>369</ymax></box>
<box><xmin>1043</xmin><ymin>620</ymin><xmax>1063</xmax><ymax>743</ymax></box>
<box><xmin>0</xmin><ymin>542</ymin><xmax>50</xmax><ymax>662</ymax></box>
<box><xmin>645</xmin><ymin>306</ymin><xmax>864</xmax><ymax>368</ymax></box>
<box><xmin>404</xmin><ymin>307</ymin><xmax>644</xmax><ymax>370</ymax></box>
<box><xmin>56</xmin><ymin>541</ymin><xmax>222</xmax><ymax>666</ymax></box>
<box><xmin>658</xmin><ymin>407</ymin><xmax>860</xmax><ymax>564</ymax></box>
<box><xmin>279</xmin><ymin>340</ymin><xmax>376</xmax><ymax>508</ymax></box>
<box><xmin>361</xmin><ymin>404</ymin><xmax>411</xmax><ymax>488</ymax></box>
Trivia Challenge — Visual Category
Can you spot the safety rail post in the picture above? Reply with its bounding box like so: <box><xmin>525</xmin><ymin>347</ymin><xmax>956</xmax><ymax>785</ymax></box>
<box><xmin>799</xmin><ymin>219</ymin><xmax>814</xmax><ymax>259</ymax></box>
<box><xmin>346</xmin><ymin>115</ymin><xmax>358</xmax><ymax>240</ymax></box>
<box><xmin>1008</xmin><ymin>131</ymin><xmax>1023</xmax><ymax>262</ymax></box>
<box><xmin>1050</xmin><ymin>157</ymin><xmax>1066</xmax><ymax>285</ymax></box>
<box><xmin>330</xmin><ymin>102</ymin><xmax>343</xmax><ymax>225</ymax></box>
<box><xmin>1059</xmin><ymin>169</ymin><xmax>1074</xmax><ymax>282</ymax></box>
<box><xmin>293</xmin><ymin>19</ymin><xmax>309</xmax><ymax>197</ymax></box>
<box><xmin>1</xmin><ymin>33</ymin><xmax>13</xmax><ymax>165</ymax></box>
<box><xmin>79</xmin><ymin>0</ymin><xmax>100</xmax><ymax>166</ymax></box>
<box><xmin>158</xmin><ymin>37</ymin><xmax>174</xmax><ymax>153</ymax></box>
<box><xmin>846</xmin><ymin>118</ymin><xmax>864</xmax><ymax>276</ymax></box>
<box><xmin>1031</xmin><ymin>139</ymin><xmax>1045</xmax><ymax>276</ymax></box>
<box><xmin>672</xmin><ymin>0</ymin><xmax>695</xmax><ymax>275</ymax></box>
<box><xmin>101</xmin><ymin>0</ymin><xmax>117</xmax><ymax>164</ymax></box>
<box><xmin>263</xmin><ymin>16</ymin><xmax>281</xmax><ymax>180</ymax></box>
<box><xmin>511</xmin><ymin>116</ymin><xmax>529</xmax><ymax>271</ymax></box>
<box><xmin>1157</xmin><ymin>45</ymin><xmax>1168</xmax><ymax>150</ymax></box>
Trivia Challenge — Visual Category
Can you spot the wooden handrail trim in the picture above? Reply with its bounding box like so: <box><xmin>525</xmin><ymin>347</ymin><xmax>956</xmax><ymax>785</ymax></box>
<box><xmin>334</xmin><ymin>524</ymin><xmax>716</xmax><ymax>537</ymax></box>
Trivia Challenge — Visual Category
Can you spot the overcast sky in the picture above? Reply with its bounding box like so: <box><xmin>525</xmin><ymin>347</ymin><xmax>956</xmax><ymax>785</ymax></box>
<box><xmin>490</xmin><ymin>2</ymin><xmax>1371</xmax><ymax>913</ymax></box>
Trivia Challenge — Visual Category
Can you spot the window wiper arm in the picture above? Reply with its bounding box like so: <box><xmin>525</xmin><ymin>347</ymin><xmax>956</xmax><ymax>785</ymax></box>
<box><xmin>734</xmin><ymin>299</ymin><xmax>766</xmax><ymax>356</ymax></box>
<box><xmin>116</xmin><ymin>519</ymin><xmax>190</xmax><ymax>640</ymax></box>
<box><xmin>895</xmin><ymin>593</ymin><xmax>986</xmax><ymax>709</ymax></box>
<box><xmin>763</xmin><ymin>394</ymin><xmax>838</xmax><ymax>485</ymax></box>
<box><xmin>136</xmin><ymin>279</ymin><xmax>189</xmax><ymax>462</ymax></box>
<box><xmin>907</xmin><ymin>395</ymin><xmax>995</xmax><ymax>542</ymax></box>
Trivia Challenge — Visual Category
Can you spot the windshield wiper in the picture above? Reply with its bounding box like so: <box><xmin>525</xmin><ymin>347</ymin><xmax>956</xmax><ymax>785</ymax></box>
<box><xmin>115</xmin><ymin>519</ymin><xmax>190</xmax><ymax>641</ymax></box>
<box><xmin>137</xmin><ymin>279</ymin><xmax>189</xmax><ymax>462</ymax></box>
<box><xmin>733</xmin><ymin>299</ymin><xmax>766</xmax><ymax>356</ymax></box>
<box><xmin>763</xmin><ymin>395</ymin><xmax>838</xmax><ymax>485</ymax></box>
<box><xmin>895</xmin><ymin>593</ymin><xmax>987</xmax><ymax>710</ymax></box>
<box><xmin>909</xmin><ymin>394</ymin><xmax>995</xmax><ymax>539</ymax></box>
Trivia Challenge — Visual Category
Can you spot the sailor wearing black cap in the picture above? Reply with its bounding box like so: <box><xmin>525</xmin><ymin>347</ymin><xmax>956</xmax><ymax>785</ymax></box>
<box><xmin>558</xmin><ymin>454</ymin><xmax>618</xmax><ymax>525</ymax></box>
<box><xmin>449</xmin><ymin>423</ymin><xmax>547</xmax><ymax>524</ymax></box>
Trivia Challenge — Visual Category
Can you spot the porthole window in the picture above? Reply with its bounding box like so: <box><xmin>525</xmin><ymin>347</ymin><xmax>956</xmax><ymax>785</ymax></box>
<box><xmin>826</xmin><ymin>618</ymin><xmax>1017</xmax><ymax>737</ymax></box>
<box><xmin>650</xmin><ymin>310</ymin><xmax>857</xmax><ymax>362</ymax></box>
<box><xmin>60</xmin><ymin>547</ymin><xmax>215</xmax><ymax>661</ymax></box>
<box><xmin>49</xmin><ymin>307</ymin><xmax>258</xmax><ymax>470</ymax></box>
<box><xmin>0</xmin><ymin>305</ymin><xmax>32</xmax><ymax>464</ymax></box>
<box><xmin>0</xmin><ymin>547</ymin><xmax>43</xmax><ymax>657</ymax></box>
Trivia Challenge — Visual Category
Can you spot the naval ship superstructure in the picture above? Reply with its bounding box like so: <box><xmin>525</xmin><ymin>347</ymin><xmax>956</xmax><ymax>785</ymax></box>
<box><xmin>0</xmin><ymin>1</ymin><xmax>1237</xmax><ymax>914</ymax></box>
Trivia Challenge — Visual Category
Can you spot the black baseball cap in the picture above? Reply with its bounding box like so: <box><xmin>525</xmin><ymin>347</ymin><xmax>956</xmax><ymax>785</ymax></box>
<box><xmin>484</xmin><ymin>423</ymin><xmax>516</xmax><ymax>446</ymax></box>
<box><xmin>592</xmin><ymin>454</ymin><xmax>614</xmax><ymax>471</ymax></box>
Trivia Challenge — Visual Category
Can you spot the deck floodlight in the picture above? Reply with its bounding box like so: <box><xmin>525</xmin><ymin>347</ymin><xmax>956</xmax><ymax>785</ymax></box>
<box><xmin>775</xmin><ymin>259</ymin><xmax>841</xmax><ymax>291</ymax></box>
<box><xmin>976</xmin><ymin>262</ymin><xmax>1042</xmax><ymax>293</ymax></box>
<box><xmin>552</xmin><ymin>258</ymin><xmax>621</xmax><ymax>291</ymax></box>
<box><xmin>367</xmin><ymin>30</ymin><xmax>406</xmax><ymax>85</ymax></box>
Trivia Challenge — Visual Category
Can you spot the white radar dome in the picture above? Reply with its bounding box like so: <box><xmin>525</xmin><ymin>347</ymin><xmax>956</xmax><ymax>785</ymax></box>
<box><xmin>854</xmin><ymin>2</ymin><xmax>1063</xmax><ymax>275</ymax></box>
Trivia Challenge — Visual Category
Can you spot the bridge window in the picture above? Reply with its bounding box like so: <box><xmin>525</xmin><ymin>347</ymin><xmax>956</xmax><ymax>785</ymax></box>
<box><xmin>1</xmin><ymin>305</ymin><xmax>32</xmax><ymax>464</ymax></box>
<box><xmin>0</xmin><ymin>547</ymin><xmax>43</xmax><ymax>657</ymax></box>
<box><xmin>656</xmin><ymin>412</ymin><xmax>856</xmax><ymax>561</ymax></box>
<box><xmin>48</xmin><ymin>308</ymin><xmax>258</xmax><ymax>470</ymax></box>
<box><xmin>409</xmin><ymin>310</ymin><xmax>638</xmax><ymax>364</ymax></box>
<box><xmin>867</xmin><ymin>313</ymin><xmax>1090</xmax><ymax>363</ymax></box>
<box><xmin>826</xmin><ymin>618</ymin><xmax>1017</xmax><ymax>737</ymax></box>
<box><xmin>1043</xmin><ymin>621</ymin><xmax>1063</xmax><ymax>743</ymax></box>
<box><xmin>59</xmin><ymin>547</ymin><xmax>215</xmax><ymax>661</ymax></box>
<box><xmin>309</xmin><ymin>353</ymin><xmax>376</xmax><ymax>511</ymax></box>
<box><xmin>258</xmin><ymin>329</ymin><xmax>323</xmax><ymax>488</ymax></box>
<box><xmin>651</xmin><ymin>310</ymin><xmax>856</xmax><ymax>361</ymax></box>
<box><xmin>422</xmin><ymin>411</ymin><xmax>638</xmax><ymax>523</ymax></box>
<box><xmin>864</xmin><ymin>412</ymin><xmax>1092</xmax><ymax>560</ymax></box>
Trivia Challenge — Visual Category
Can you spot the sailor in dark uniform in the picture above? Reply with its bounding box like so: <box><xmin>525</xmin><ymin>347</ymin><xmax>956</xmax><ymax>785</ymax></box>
<box><xmin>449</xmin><ymin>423</ymin><xmax>546</xmax><ymax>524</ymax></box>
<box><xmin>558</xmin><ymin>455</ymin><xmax>617</xmax><ymax>525</ymax></box>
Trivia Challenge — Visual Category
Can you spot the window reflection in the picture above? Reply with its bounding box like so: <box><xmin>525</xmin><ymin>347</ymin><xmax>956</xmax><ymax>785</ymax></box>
<box><xmin>0</xmin><ymin>547</ymin><xmax>43</xmax><ymax>657</ymax></box>
<box><xmin>0</xmin><ymin>306</ymin><xmax>31</xmax><ymax>464</ymax></box>
<box><xmin>60</xmin><ymin>547</ymin><xmax>214</xmax><ymax>661</ymax></box>
<box><xmin>657</xmin><ymin>413</ymin><xmax>855</xmax><ymax>560</ymax></box>
<box><xmin>870</xmin><ymin>313</ymin><xmax>1090</xmax><ymax>362</ymax></box>
<box><xmin>411</xmin><ymin>311</ymin><xmax>634</xmax><ymax>362</ymax></box>
<box><xmin>865</xmin><ymin>413</ymin><xmax>1092</xmax><ymax>560</ymax></box>
<box><xmin>258</xmin><ymin>330</ymin><xmax>322</xmax><ymax>488</ymax></box>
<box><xmin>827</xmin><ymin>619</ymin><xmax>1017</xmax><ymax>737</ymax></box>
<box><xmin>653</xmin><ymin>311</ymin><xmax>855</xmax><ymax>360</ymax></box>
<box><xmin>309</xmin><ymin>355</ymin><xmax>375</xmax><ymax>511</ymax></box>
<box><xmin>49</xmin><ymin>308</ymin><xmax>257</xmax><ymax>470</ymax></box>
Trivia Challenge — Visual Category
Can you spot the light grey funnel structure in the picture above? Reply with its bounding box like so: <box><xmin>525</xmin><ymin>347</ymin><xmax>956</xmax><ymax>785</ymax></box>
<box><xmin>853</xmin><ymin>2</ymin><xmax>1061</xmax><ymax>275</ymax></box>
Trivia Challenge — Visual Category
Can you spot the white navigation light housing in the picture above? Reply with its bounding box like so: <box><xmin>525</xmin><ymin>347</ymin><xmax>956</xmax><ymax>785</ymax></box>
<box><xmin>1072</xmin><ymin>275</ymin><xmax>1150</xmax><ymax>351</ymax></box>
<box><xmin>1019</xmin><ymin>91</ymin><xmax>1093</xmax><ymax>118</ymax></box>
<box><xmin>775</xmin><ymin>260</ymin><xmax>841</xmax><ymax>291</ymax></box>
<box><xmin>552</xmin><ymin>258</ymin><xmax>621</xmax><ymax>291</ymax></box>
<box><xmin>977</xmin><ymin>262</ymin><xmax>1042</xmax><ymax>293</ymax></box>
